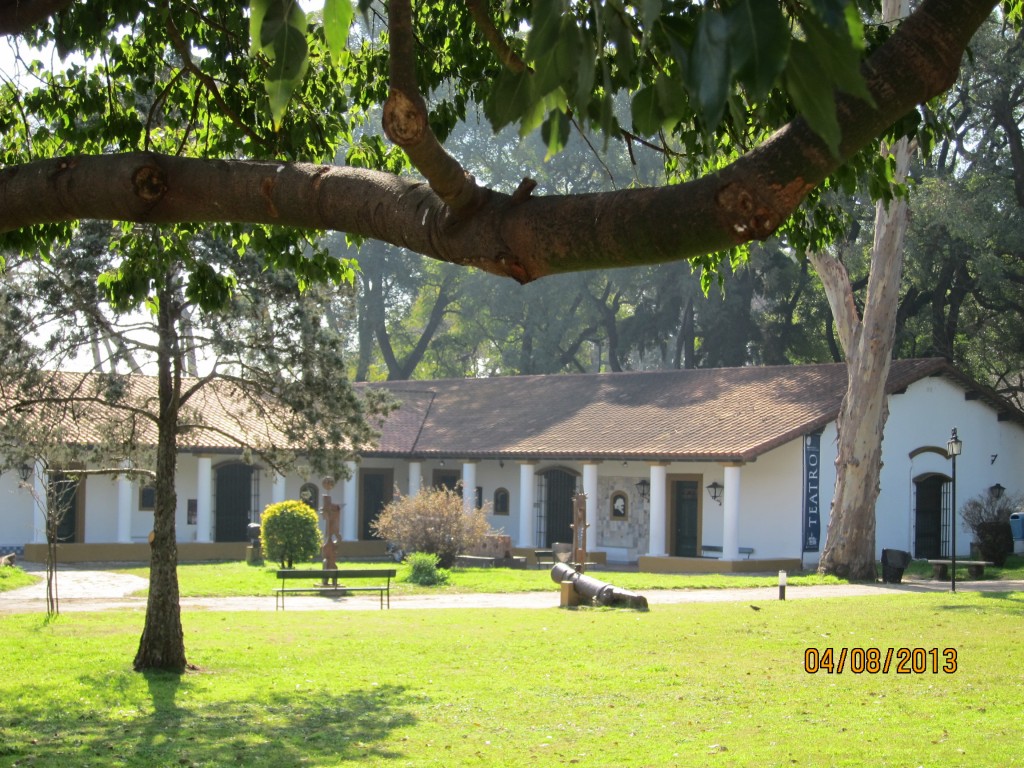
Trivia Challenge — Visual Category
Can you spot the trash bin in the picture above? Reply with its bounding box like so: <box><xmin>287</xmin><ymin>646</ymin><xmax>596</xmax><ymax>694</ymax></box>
<box><xmin>1011</xmin><ymin>512</ymin><xmax>1024</xmax><ymax>541</ymax></box>
<box><xmin>881</xmin><ymin>548</ymin><xmax>911</xmax><ymax>584</ymax></box>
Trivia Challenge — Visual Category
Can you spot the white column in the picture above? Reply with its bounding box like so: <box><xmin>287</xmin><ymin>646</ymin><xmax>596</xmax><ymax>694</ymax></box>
<box><xmin>583</xmin><ymin>462</ymin><xmax>599</xmax><ymax>537</ymax></box>
<box><xmin>722</xmin><ymin>464</ymin><xmax>742</xmax><ymax>560</ymax></box>
<box><xmin>518</xmin><ymin>462</ymin><xmax>537</xmax><ymax>548</ymax></box>
<box><xmin>462</xmin><ymin>461</ymin><xmax>478</xmax><ymax>511</ymax></box>
<box><xmin>30</xmin><ymin>462</ymin><xmax>46</xmax><ymax>544</ymax></box>
<box><xmin>342</xmin><ymin>461</ymin><xmax>359</xmax><ymax>541</ymax></box>
<box><xmin>272</xmin><ymin>472</ymin><xmax>286</xmax><ymax>504</ymax></box>
<box><xmin>648</xmin><ymin>464</ymin><xmax>668</xmax><ymax>556</ymax></box>
<box><xmin>408</xmin><ymin>461</ymin><xmax>422</xmax><ymax>497</ymax></box>
<box><xmin>196</xmin><ymin>456</ymin><xmax>212</xmax><ymax>543</ymax></box>
<box><xmin>116</xmin><ymin>464</ymin><xmax>133</xmax><ymax>543</ymax></box>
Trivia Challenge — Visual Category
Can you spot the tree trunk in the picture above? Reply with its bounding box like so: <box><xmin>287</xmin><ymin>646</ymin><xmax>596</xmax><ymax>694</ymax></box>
<box><xmin>814</xmin><ymin>0</ymin><xmax>913</xmax><ymax>581</ymax></box>
<box><xmin>133</xmin><ymin>281</ymin><xmax>188</xmax><ymax>672</ymax></box>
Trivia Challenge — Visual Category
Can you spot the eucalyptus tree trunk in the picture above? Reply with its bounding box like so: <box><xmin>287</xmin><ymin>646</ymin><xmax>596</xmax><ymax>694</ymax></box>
<box><xmin>813</xmin><ymin>0</ymin><xmax>913</xmax><ymax>581</ymax></box>
<box><xmin>133</xmin><ymin>279</ymin><xmax>188</xmax><ymax>672</ymax></box>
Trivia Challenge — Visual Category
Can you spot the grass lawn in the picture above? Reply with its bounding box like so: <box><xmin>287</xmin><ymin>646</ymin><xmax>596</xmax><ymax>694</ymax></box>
<box><xmin>103</xmin><ymin>554</ymin><xmax>1024</xmax><ymax>599</ymax></box>
<box><xmin>1</xmin><ymin>591</ymin><xmax>1022</xmax><ymax>767</ymax></box>
<box><xmin>106</xmin><ymin>560</ymin><xmax>853</xmax><ymax>598</ymax></box>
<box><xmin>0</xmin><ymin>565</ymin><xmax>36</xmax><ymax>592</ymax></box>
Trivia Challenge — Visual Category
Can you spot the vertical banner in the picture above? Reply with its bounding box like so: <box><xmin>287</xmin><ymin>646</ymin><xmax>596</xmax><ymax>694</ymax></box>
<box><xmin>803</xmin><ymin>433</ymin><xmax>821</xmax><ymax>552</ymax></box>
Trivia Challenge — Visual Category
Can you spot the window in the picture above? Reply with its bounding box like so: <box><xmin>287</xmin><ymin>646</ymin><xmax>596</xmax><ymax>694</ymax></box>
<box><xmin>493</xmin><ymin>487</ymin><xmax>510</xmax><ymax>515</ymax></box>
<box><xmin>139</xmin><ymin>484</ymin><xmax>156</xmax><ymax>510</ymax></box>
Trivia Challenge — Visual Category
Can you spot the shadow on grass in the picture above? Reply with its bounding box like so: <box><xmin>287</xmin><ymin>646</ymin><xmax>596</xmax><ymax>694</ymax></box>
<box><xmin>1</xmin><ymin>675</ymin><xmax>416</xmax><ymax>767</ymax></box>
<box><xmin>931</xmin><ymin>590</ymin><xmax>1024</xmax><ymax>616</ymax></box>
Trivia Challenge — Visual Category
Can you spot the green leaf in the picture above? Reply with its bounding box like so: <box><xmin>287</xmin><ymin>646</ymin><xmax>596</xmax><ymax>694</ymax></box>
<box><xmin>798</xmin><ymin>12</ymin><xmax>873</xmax><ymax>105</ymax></box>
<box><xmin>687</xmin><ymin>9</ymin><xmax>730</xmax><ymax>130</ymax></box>
<box><xmin>541</xmin><ymin>109</ymin><xmax>570</xmax><ymax>161</ymax></box>
<box><xmin>483</xmin><ymin>70</ymin><xmax>534</xmax><ymax>131</ymax></box>
<box><xmin>574</xmin><ymin>31</ymin><xmax>596</xmax><ymax>111</ymax></box>
<box><xmin>323</xmin><ymin>0</ymin><xmax>353</xmax><ymax>62</ymax></box>
<box><xmin>525</xmin><ymin>0</ymin><xmax>564</xmax><ymax>63</ymax></box>
<box><xmin>727</xmin><ymin>0</ymin><xmax>789</xmax><ymax>103</ymax></box>
<box><xmin>785</xmin><ymin>40</ymin><xmax>841</xmax><ymax>156</ymax></box>
<box><xmin>253</xmin><ymin>1</ymin><xmax>309</xmax><ymax>129</ymax></box>
<box><xmin>631</xmin><ymin>85</ymin><xmax>662</xmax><ymax>136</ymax></box>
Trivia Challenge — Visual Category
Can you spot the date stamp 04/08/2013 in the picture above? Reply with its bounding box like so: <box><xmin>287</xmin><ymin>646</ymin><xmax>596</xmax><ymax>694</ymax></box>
<box><xmin>804</xmin><ymin>647</ymin><xmax>958</xmax><ymax>675</ymax></box>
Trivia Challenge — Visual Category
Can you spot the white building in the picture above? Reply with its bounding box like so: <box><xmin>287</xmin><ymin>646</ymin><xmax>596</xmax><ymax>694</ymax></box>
<box><xmin>2</xmin><ymin>358</ymin><xmax>1020</xmax><ymax>570</ymax></box>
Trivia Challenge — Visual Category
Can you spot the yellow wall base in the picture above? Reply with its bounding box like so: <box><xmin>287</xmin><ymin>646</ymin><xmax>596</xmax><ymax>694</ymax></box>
<box><xmin>638</xmin><ymin>555</ymin><xmax>803</xmax><ymax>574</ymax></box>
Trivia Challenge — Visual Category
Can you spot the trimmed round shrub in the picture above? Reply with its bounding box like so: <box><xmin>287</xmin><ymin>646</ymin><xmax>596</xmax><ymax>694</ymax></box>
<box><xmin>260</xmin><ymin>500</ymin><xmax>322</xmax><ymax>569</ymax></box>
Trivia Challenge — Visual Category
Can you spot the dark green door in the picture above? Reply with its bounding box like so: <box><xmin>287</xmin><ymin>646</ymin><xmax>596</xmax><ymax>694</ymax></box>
<box><xmin>215</xmin><ymin>464</ymin><xmax>253</xmax><ymax>542</ymax></box>
<box><xmin>672</xmin><ymin>480</ymin><xmax>699</xmax><ymax>557</ymax></box>
<box><xmin>914</xmin><ymin>475</ymin><xmax>945</xmax><ymax>558</ymax></box>
<box><xmin>49</xmin><ymin>473</ymin><xmax>79</xmax><ymax>543</ymax></box>
<box><xmin>361</xmin><ymin>469</ymin><xmax>394</xmax><ymax>540</ymax></box>
<box><xmin>543</xmin><ymin>469</ymin><xmax>576</xmax><ymax>547</ymax></box>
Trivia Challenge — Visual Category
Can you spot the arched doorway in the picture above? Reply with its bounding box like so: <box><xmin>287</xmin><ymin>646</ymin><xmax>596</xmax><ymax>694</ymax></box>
<box><xmin>538</xmin><ymin>468</ymin><xmax>578</xmax><ymax>547</ymax></box>
<box><xmin>914</xmin><ymin>473</ymin><xmax>950</xmax><ymax>558</ymax></box>
<box><xmin>215</xmin><ymin>463</ymin><xmax>258</xmax><ymax>542</ymax></box>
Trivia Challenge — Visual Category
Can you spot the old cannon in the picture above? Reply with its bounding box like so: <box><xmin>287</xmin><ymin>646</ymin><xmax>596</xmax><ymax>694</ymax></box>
<box><xmin>550</xmin><ymin>562</ymin><xmax>649</xmax><ymax>610</ymax></box>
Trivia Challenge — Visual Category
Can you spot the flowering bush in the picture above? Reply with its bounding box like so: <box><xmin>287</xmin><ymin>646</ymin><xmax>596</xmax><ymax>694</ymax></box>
<box><xmin>371</xmin><ymin>484</ymin><xmax>495</xmax><ymax>568</ymax></box>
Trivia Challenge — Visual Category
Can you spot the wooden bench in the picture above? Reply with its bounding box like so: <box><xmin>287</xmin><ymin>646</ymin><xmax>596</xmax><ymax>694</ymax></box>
<box><xmin>275</xmin><ymin>568</ymin><xmax>396</xmax><ymax>610</ymax></box>
<box><xmin>701</xmin><ymin>545</ymin><xmax>755</xmax><ymax>560</ymax></box>
<box><xmin>926</xmin><ymin>560</ymin><xmax>994</xmax><ymax>580</ymax></box>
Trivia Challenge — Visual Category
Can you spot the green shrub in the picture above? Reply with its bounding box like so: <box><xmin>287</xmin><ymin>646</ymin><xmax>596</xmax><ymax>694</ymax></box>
<box><xmin>405</xmin><ymin>552</ymin><xmax>450</xmax><ymax>586</ymax></box>
<box><xmin>260</xmin><ymin>500</ymin><xmax>322</xmax><ymax>569</ymax></box>
<box><xmin>371</xmin><ymin>484</ymin><xmax>496</xmax><ymax>568</ymax></box>
<box><xmin>976</xmin><ymin>522</ymin><xmax>1013</xmax><ymax>567</ymax></box>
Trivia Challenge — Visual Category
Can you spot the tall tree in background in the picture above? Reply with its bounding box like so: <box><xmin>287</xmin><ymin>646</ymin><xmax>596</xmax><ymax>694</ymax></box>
<box><xmin>810</xmin><ymin>0</ymin><xmax>915</xmax><ymax>580</ymax></box>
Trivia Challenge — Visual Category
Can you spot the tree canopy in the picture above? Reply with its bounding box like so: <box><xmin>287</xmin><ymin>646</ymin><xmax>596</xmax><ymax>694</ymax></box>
<box><xmin>0</xmin><ymin>0</ymin><xmax>1016</xmax><ymax>282</ymax></box>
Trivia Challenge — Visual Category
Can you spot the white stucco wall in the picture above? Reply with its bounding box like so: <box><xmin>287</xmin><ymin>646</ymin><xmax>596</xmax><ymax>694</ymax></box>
<box><xmin>0</xmin><ymin>473</ymin><xmax>36</xmax><ymax>551</ymax></box>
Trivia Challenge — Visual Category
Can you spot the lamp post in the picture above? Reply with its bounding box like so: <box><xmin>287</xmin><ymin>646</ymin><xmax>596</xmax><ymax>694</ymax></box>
<box><xmin>947</xmin><ymin>428</ymin><xmax>962</xmax><ymax>593</ymax></box>
<box><xmin>17</xmin><ymin>464</ymin><xmax>32</xmax><ymax>483</ymax></box>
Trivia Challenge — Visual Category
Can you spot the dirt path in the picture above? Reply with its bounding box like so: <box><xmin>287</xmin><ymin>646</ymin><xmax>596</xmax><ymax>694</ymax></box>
<box><xmin>3</xmin><ymin>562</ymin><xmax>1022</xmax><ymax>615</ymax></box>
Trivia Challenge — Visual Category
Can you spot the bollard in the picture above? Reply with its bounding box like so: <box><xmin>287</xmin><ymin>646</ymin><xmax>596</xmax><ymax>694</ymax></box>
<box><xmin>778</xmin><ymin>569</ymin><xmax>787</xmax><ymax>601</ymax></box>
<box><xmin>560</xmin><ymin>580</ymin><xmax>580</xmax><ymax>608</ymax></box>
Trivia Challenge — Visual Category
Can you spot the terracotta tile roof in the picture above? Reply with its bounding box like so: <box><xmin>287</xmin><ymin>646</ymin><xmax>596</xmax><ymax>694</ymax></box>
<box><xmin>8</xmin><ymin>359</ymin><xmax>1018</xmax><ymax>462</ymax></box>
<box><xmin>362</xmin><ymin>358</ymin><xmax>973</xmax><ymax>462</ymax></box>
<box><xmin>1</xmin><ymin>371</ymin><xmax>304</xmax><ymax>453</ymax></box>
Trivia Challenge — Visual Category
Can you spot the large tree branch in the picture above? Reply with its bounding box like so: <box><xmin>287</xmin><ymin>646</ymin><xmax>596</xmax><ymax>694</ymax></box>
<box><xmin>0</xmin><ymin>0</ymin><xmax>999</xmax><ymax>282</ymax></box>
<box><xmin>381</xmin><ymin>0</ymin><xmax>486</xmax><ymax>217</ymax></box>
<box><xmin>0</xmin><ymin>0</ymin><xmax>71</xmax><ymax>35</ymax></box>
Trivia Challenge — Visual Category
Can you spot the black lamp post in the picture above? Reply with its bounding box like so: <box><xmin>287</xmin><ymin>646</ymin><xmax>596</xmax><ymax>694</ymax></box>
<box><xmin>947</xmin><ymin>428</ymin><xmax>962</xmax><ymax>593</ymax></box>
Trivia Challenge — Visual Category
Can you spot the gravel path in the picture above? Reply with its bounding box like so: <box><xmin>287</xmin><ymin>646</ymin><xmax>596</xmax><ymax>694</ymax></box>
<box><xmin>2</xmin><ymin>562</ymin><xmax>1022</xmax><ymax>614</ymax></box>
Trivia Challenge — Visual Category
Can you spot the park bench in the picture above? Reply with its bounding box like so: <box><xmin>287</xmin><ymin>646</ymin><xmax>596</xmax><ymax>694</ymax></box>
<box><xmin>926</xmin><ymin>559</ymin><xmax>994</xmax><ymax>580</ymax></box>
<box><xmin>533</xmin><ymin>549</ymin><xmax>556</xmax><ymax>568</ymax></box>
<box><xmin>275</xmin><ymin>568</ymin><xmax>396</xmax><ymax>610</ymax></box>
<box><xmin>701</xmin><ymin>545</ymin><xmax>755</xmax><ymax>560</ymax></box>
